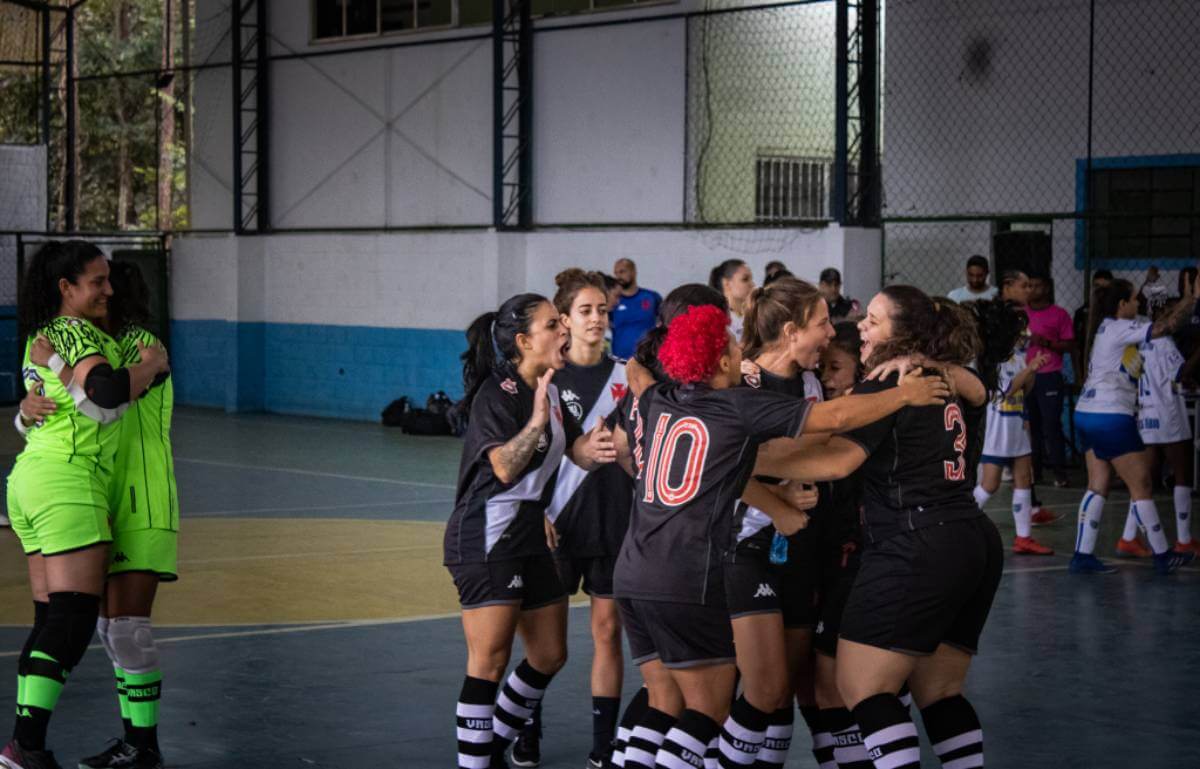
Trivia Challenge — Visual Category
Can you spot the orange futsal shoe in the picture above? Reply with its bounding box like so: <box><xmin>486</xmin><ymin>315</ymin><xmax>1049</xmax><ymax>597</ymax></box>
<box><xmin>1172</xmin><ymin>540</ymin><xmax>1200</xmax><ymax>556</ymax></box>
<box><xmin>1030</xmin><ymin>507</ymin><xmax>1063</xmax><ymax>526</ymax></box>
<box><xmin>1013</xmin><ymin>535</ymin><xmax>1054</xmax><ymax>555</ymax></box>
<box><xmin>1116</xmin><ymin>537</ymin><xmax>1153</xmax><ymax>558</ymax></box>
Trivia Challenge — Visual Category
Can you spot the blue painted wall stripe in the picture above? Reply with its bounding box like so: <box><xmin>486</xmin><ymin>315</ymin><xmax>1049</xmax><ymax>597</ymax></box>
<box><xmin>170</xmin><ymin>320</ymin><xmax>464</xmax><ymax>421</ymax></box>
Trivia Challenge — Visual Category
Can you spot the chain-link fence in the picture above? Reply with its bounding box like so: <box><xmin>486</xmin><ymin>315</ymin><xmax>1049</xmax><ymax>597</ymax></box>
<box><xmin>686</xmin><ymin>0</ymin><xmax>837</xmax><ymax>227</ymax></box>
<box><xmin>882</xmin><ymin>0</ymin><xmax>1200</xmax><ymax>318</ymax></box>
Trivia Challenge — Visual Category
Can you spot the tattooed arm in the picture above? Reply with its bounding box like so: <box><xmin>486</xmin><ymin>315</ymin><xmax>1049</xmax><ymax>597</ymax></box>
<box><xmin>489</xmin><ymin>369</ymin><xmax>554</xmax><ymax>484</ymax></box>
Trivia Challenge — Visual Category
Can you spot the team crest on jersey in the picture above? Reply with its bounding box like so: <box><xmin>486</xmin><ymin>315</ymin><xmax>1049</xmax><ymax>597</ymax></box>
<box><xmin>561</xmin><ymin>389</ymin><xmax>584</xmax><ymax>421</ymax></box>
<box><xmin>500</xmin><ymin>378</ymin><xmax>518</xmax><ymax>395</ymax></box>
<box><xmin>745</xmin><ymin>373</ymin><xmax>761</xmax><ymax>389</ymax></box>
<box><xmin>536</xmin><ymin>432</ymin><xmax>549</xmax><ymax>453</ymax></box>
<box><xmin>610</xmin><ymin>382</ymin><xmax>627</xmax><ymax>401</ymax></box>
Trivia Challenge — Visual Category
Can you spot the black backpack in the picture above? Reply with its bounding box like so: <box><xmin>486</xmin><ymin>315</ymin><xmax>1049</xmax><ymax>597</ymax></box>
<box><xmin>380</xmin><ymin>397</ymin><xmax>412</xmax><ymax>427</ymax></box>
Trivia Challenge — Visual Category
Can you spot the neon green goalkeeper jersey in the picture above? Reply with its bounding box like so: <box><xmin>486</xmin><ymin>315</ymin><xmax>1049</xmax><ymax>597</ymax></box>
<box><xmin>19</xmin><ymin>316</ymin><xmax>122</xmax><ymax>467</ymax></box>
<box><xmin>111</xmin><ymin>325</ymin><xmax>179</xmax><ymax>531</ymax></box>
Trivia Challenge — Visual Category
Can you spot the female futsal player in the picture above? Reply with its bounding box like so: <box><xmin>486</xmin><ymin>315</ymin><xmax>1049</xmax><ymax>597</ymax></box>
<box><xmin>4</xmin><ymin>242</ymin><xmax>168</xmax><ymax>769</ymax></box>
<box><xmin>1071</xmin><ymin>276</ymin><xmax>1198</xmax><ymax>574</ymax></box>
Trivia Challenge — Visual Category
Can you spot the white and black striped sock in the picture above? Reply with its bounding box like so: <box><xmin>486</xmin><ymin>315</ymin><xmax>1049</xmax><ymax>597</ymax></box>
<box><xmin>826</xmin><ymin>707</ymin><xmax>873</xmax><ymax>769</ymax></box>
<box><xmin>718</xmin><ymin>696</ymin><xmax>769</xmax><ymax>767</ymax></box>
<box><xmin>754</xmin><ymin>707</ymin><xmax>794</xmax><ymax>768</ymax></box>
<box><xmin>625</xmin><ymin>708</ymin><xmax>675</xmax><ymax>769</ymax></box>
<box><xmin>492</xmin><ymin>659</ymin><xmax>554</xmax><ymax>750</ymax></box>
<box><xmin>612</xmin><ymin>687</ymin><xmax>651</xmax><ymax>767</ymax></box>
<box><xmin>656</xmin><ymin>709</ymin><xmax>720</xmax><ymax>769</ymax></box>
<box><xmin>922</xmin><ymin>694</ymin><xmax>984</xmax><ymax>768</ymax></box>
<box><xmin>852</xmin><ymin>694</ymin><xmax>921</xmax><ymax>769</ymax></box>
<box><xmin>456</xmin><ymin>676</ymin><xmax>498</xmax><ymax>769</ymax></box>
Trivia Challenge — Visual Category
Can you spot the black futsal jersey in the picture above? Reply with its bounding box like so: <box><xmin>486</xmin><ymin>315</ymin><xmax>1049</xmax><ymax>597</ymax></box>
<box><xmin>443</xmin><ymin>371</ymin><xmax>581</xmax><ymax>565</ymax></box>
<box><xmin>730</xmin><ymin>368</ymin><xmax>819</xmax><ymax>554</ymax></box>
<box><xmin>547</xmin><ymin>357</ymin><xmax>634</xmax><ymax>558</ymax></box>
<box><xmin>961</xmin><ymin>367</ymin><xmax>987</xmax><ymax>486</ymax></box>
<box><xmin>842</xmin><ymin>374</ymin><xmax>982</xmax><ymax>544</ymax></box>
<box><xmin>614</xmin><ymin>382</ymin><xmax>812</xmax><ymax>606</ymax></box>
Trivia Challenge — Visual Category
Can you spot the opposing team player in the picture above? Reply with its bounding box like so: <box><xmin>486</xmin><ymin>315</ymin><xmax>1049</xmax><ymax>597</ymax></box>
<box><xmin>1071</xmin><ymin>277</ymin><xmax>1197</xmax><ymax>575</ymax></box>
<box><xmin>969</xmin><ymin>299</ymin><xmax>1054</xmax><ymax>555</ymax></box>
<box><xmin>445</xmin><ymin>293</ymin><xmax>618</xmax><ymax>769</ymax></box>
<box><xmin>1118</xmin><ymin>300</ymin><xmax>1197</xmax><ymax>557</ymax></box>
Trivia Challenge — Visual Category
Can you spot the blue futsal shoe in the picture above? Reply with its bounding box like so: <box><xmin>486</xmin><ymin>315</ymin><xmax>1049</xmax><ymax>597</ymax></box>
<box><xmin>1068</xmin><ymin>552</ymin><xmax>1118</xmax><ymax>574</ymax></box>
<box><xmin>1153</xmin><ymin>549</ymin><xmax>1194</xmax><ymax>575</ymax></box>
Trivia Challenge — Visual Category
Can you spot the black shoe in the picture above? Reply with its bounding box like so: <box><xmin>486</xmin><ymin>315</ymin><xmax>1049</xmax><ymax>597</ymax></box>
<box><xmin>77</xmin><ymin>740</ymin><xmax>136</xmax><ymax>769</ymax></box>
<box><xmin>510</xmin><ymin>731</ymin><xmax>540</xmax><ymax>768</ymax></box>
<box><xmin>0</xmin><ymin>740</ymin><xmax>64</xmax><ymax>769</ymax></box>
<box><xmin>129</xmin><ymin>748</ymin><xmax>162</xmax><ymax>769</ymax></box>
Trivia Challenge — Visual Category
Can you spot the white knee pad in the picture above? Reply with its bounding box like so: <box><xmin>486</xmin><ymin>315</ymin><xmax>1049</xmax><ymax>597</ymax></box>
<box><xmin>96</xmin><ymin>616</ymin><xmax>116</xmax><ymax>663</ymax></box>
<box><xmin>107</xmin><ymin>616</ymin><xmax>159</xmax><ymax>675</ymax></box>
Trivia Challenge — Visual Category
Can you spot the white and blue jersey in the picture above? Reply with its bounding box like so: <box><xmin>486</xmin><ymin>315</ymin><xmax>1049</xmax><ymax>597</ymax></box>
<box><xmin>1137</xmin><ymin>335</ymin><xmax>1190</xmax><ymax>445</ymax></box>
<box><xmin>1075</xmin><ymin>317</ymin><xmax>1152</xmax><ymax>460</ymax></box>
<box><xmin>1077</xmin><ymin>317</ymin><xmax>1152</xmax><ymax>417</ymax></box>
<box><xmin>982</xmin><ymin>347</ymin><xmax>1031</xmax><ymax>460</ymax></box>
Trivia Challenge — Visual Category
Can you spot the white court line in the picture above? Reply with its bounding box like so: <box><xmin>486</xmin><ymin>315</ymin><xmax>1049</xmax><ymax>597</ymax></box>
<box><xmin>179</xmin><ymin>543</ymin><xmax>438</xmax><ymax>565</ymax></box>
<box><xmin>174</xmin><ymin>456</ymin><xmax>456</xmax><ymax>490</ymax></box>
<box><xmin>189</xmin><ymin>499</ymin><xmax>453</xmax><ymax>517</ymax></box>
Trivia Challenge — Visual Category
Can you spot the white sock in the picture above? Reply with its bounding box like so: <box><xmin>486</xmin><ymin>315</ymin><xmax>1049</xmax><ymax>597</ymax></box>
<box><xmin>1122</xmin><ymin>504</ymin><xmax>1139</xmax><ymax>542</ymax></box>
<box><xmin>1131</xmin><ymin>499</ymin><xmax>1170</xmax><ymax>554</ymax></box>
<box><xmin>1076</xmin><ymin>492</ymin><xmax>1106</xmax><ymax>555</ymax></box>
<box><xmin>1012</xmin><ymin>488</ymin><xmax>1033</xmax><ymax>538</ymax></box>
<box><xmin>973</xmin><ymin>485</ymin><xmax>992</xmax><ymax>508</ymax></box>
<box><xmin>1175</xmin><ymin>485</ymin><xmax>1192</xmax><ymax>545</ymax></box>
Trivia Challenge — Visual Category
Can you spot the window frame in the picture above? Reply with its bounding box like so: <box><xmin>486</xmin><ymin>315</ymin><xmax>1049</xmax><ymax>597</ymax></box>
<box><xmin>754</xmin><ymin>153</ymin><xmax>834</xmax><ymax>223</ymax></box>
<box><xmin>309</xmin><ymin>0</ymin><xmax>678</xmax><ymax>44</ymax></box>
<box><xmin>1074</xmin><ymin>154</ymin><xmax>1200</xmax><ymax>270</ymax></box>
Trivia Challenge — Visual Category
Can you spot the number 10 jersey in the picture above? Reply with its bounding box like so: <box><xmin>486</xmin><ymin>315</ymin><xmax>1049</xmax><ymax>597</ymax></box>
<box><xmin>613</xmin><ymin>381</ymin><xmax>811</xmax><ymax>606</ymax></box>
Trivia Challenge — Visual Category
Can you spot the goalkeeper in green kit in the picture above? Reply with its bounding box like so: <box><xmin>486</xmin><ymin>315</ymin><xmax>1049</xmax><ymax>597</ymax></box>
<box><xmin>8</xmin><ymin>246</ymin><xmax>172</xmax><ymax>769</ymax></box>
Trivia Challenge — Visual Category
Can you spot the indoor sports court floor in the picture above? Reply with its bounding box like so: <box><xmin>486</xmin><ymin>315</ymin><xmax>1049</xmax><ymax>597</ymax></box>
<box><xmin>0</xmin><ymin>408</ymin><xmax>1197</xmax><ymax>768</ymax></box>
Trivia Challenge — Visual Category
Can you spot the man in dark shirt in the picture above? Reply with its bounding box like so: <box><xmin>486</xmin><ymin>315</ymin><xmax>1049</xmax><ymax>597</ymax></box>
<box><xmin>611</xmin><ymin>259</ymin><xmax>662</xmax><ymax>360</ymax></box>
<box><xmin>819</xmin><ymin>268</ymin><xmax>860</xmax><ymax>320</ymax></box>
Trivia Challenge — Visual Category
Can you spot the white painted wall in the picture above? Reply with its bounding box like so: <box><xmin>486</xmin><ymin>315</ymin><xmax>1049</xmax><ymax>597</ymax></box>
<box><xmin>172</xmin><ymin>225</ymin><xmax>873</xmax><ymax>328</ymax></box>
<box><xmin>534</xmin><ymin>21</ymin><xmax>687</xmax><ymax>223</ymax></box>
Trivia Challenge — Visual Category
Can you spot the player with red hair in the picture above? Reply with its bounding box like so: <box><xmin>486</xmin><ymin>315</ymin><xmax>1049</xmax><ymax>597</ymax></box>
<box><xmin>609</xmin><ymin>305</ymin><xmax>951</xmax><ymax>769</ymax></box>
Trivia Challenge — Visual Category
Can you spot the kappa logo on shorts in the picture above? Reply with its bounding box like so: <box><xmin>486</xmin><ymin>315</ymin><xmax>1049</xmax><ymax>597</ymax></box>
<box><xmin>753</xmin><ymin>583</ymin><xmax>777</xmax><ymax>599</ymax></box>
<box><xmin>500</xmin><ymin>378</ymin><xmax>519</xmax><ymax>395</ymax></box>
<box><xmin>507</xmin><ymin>575</ymin><xmax>524</xmax><ymax>589</ymax></box>
<box><xmin>112</xmin><ymin>552</ymin><xmax>130</xmax><ymax>563</ymax></box>
<box><xmin>815</xmin><ymin>621</ymin><xmax>825</xmax><ymax>634</ymax></box>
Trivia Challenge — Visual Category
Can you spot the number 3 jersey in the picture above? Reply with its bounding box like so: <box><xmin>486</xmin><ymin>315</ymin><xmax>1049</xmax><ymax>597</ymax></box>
<box><xmin>843</xmin><ymin>375</ymin><xmax>982</xmax><ymax>544</ymax></box>
<box><xmin>613</xmin><ymin>382</ymin><xmax>811</xmax><ymax>606</ymax></box>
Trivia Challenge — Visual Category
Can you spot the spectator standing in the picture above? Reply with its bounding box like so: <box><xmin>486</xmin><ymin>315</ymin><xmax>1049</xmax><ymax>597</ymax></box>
<box><xmin>1025</xmin><ymin>275</ymin><xmax>1075</xmax><ymax>487</ymax></box>
<box><xmin>947</xmin><ymin>255</ymin><xmax>998</xmax><ymax>303</ymax></box>
<box><xmin>819</xmin><ymin>267</ymin><xmax>860</xmax><ymax>320</ymax></box>
<box><xmin>610</xmin><ymin>259</ymin><xmax>661</xmax><ymax>360</ymax></box>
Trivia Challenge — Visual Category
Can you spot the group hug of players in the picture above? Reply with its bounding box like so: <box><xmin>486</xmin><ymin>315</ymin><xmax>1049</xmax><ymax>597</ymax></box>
<box><xmin>445</xmin><ymin>266</ymin><xmax>1198</xmax><ymax>769</ymax></box>
<box><xmin>2</xmin><ymin>241</ymin><xmax>177</xmax><ymax>769</ymax></box>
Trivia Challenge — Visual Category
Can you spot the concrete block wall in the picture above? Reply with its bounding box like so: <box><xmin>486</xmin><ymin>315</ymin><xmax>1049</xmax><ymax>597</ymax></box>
<box><xmin>170</xmin><ymin>225</ymin><xmax>879</xmax><ymax>421</ymax></box>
